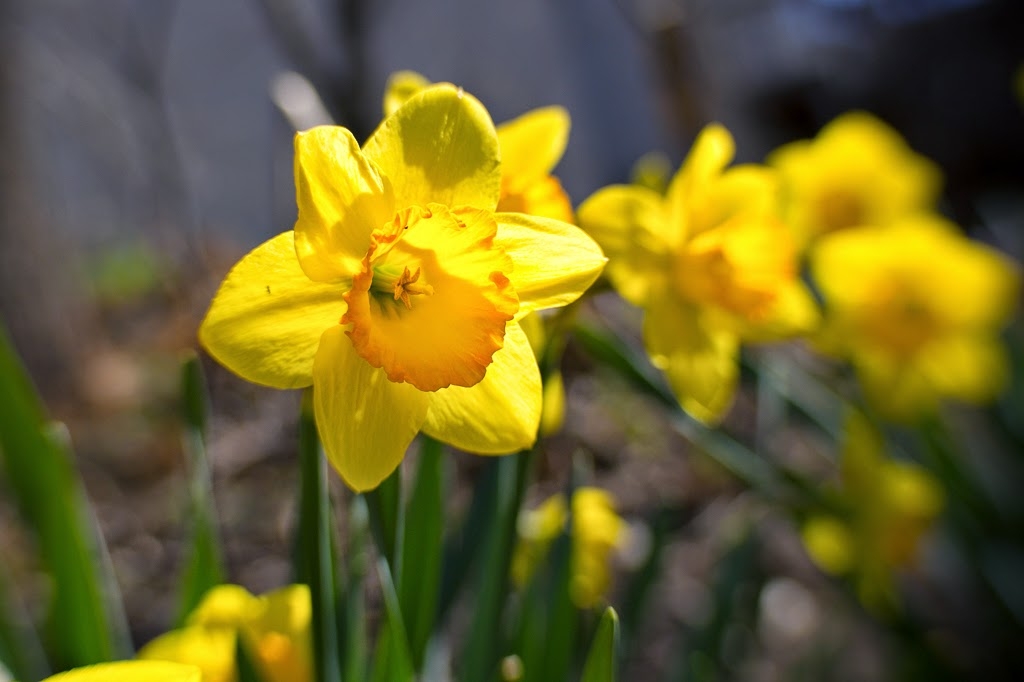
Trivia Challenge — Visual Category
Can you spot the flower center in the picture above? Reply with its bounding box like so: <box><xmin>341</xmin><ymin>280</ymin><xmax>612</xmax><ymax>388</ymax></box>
<box><xmin>370</xmin><ymin>264</ymin><xmax>435</xmax><ymax>309</ymax></box>
<box><xmin>817</xmin><ymin>189</ymin><xmax>865</xmax><ymax>233</ymax></box>
<box><xmin>863</xmin><ymin>279</ymin><xmax>940</xmax><ymax>355</ymax></box>
<box><xmin>674</xmin><ymin>217</ymin><xmax>794</xmax><ymax>321</ymax></box>
<box><xmin>342</xmin><ymin>203</ymin><xmax>519</xmax><ymax>392</ymax></box>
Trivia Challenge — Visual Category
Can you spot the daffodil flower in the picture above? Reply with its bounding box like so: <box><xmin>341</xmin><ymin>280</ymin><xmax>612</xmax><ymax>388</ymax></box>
<box><xmin>578</xmin><ymin>124</ymin><xmax>818</xmax><ymax>423</ymax></box>
<box><xmin>513</xmin><ymin>487</ymin><xmax>628</xmax><ymax>608</ymax></box>
<box><xmin>812</xmin><ymin>214</ymin><xmax>1020</xmax><ymax>419</ymax></box>
<box><xmin>42</xmin><ymin>662</ymin><xmax>201</xmax><ymax>681</ymax></box>
<box><xmin>137</xmin><ymin>584</ymin><xmax>312</xmax><ymax>682</ymax></box>
<box><xmin>768</xmin><ymin>111</ymin><xmax>942</xmax><ymax>249</ymax></box>
<box><xmin>801</xmin><ymin>411</ymin><xmax>945</xmax><ymax>610</ymax></box>
<box><xmin>200</xmin><ymin>84</ymin><xmax>605</xmax><ymax>490</ymax></box>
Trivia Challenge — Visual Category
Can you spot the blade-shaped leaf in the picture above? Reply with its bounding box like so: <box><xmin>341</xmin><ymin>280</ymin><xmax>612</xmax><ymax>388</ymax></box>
<box><xmin>295</xmin><ymin>390</ymin><xmax>342</xmax><ymax>682</ymax></box>
<box><xmin>459</xmin><ymin>451</ymin><xmax>533</xmax><ymax>682</ymax></box>
<box><xmin>0</xmin><ymin>326</ymin><xmax>125</xmax><ymax>668</ymax></box>
<box><xmin>581</xmin><ymin>607</ymin><xmax>619</xmax><ymax>682</ymax></box>
<box><xmin>371</xmin><ymin>557</ymin><xmax>414</xmax><ymax>682</ymax></box>
<box><xmin>399</xmin><ymin>436</ymin><xmax>444</xmax><ymax>670</ymax></box>
<box><xmin>175</xmin><ymin>354</ymin><xmax>225</xmax><ymax>625</ymax></box>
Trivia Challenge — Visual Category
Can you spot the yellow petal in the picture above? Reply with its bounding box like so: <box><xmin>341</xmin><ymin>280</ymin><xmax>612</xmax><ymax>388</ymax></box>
<box><xmin>643</xmin><ymin>297</ymin><xmax>739</xmax><ymax>424</ymax></box>
<box><xmin>199</xmin><ymin>231</ymin><xmax>347</xmax><ymax>389</ymax></box>
<box><xmin>343</xmin><ymin>205</ymin><xmax>518</xmax><ymax>391</ymax></box>
<box><xmin>313</xmin><ymin>325</ymin><xmax>430</xmax><ymax>491</ymax></box>
<box><xmin>422</xmin><ymin>321</ymin><xmax>540</xmax><ymax>453</ymax></box>
<box><xmin>496</xmin><ymin>174</ymin><xmax>575</xmax><ymax>224</ymax></box>
<box><xmin>496</xmin><ymin>106</ymin><xmax>570</xmax><ymax>187</ymax></box>
<box><xmin>188</xmin><ymin>584</ymin><xmax>255</xmax><ymax>628</ymax></box>
<box><xmin>918</xmin><ymin>334</ymin><xmax>1010</xmax><ymax>406</ymax></box>
<box><xmin>44</xmin><ymin>662</ymin><xmax>202</xmax><ymax>682</ymax></box>
<box><xmin>666</xmin><ymin>123</ymin><xmax>735</xmax><ymax>232</ymax></box>
<box><xmin>383</xmin><ymin>70</ymin><xmax>430</xmax><ymax>117</ymax></box>
<box><xmin>576</xmin><ymin>185</ymin><xmax>671</xmax><ymax>306</ymax></box>
<box><xmin>293</xmin><ymin>126</ymin><xmax>395</xmax><ymax>282</ymax></box>
<box><xmin>495</xmin><ymin>212</ymin><xmax>607</xmax><ymax>318</ymax></box>
<box><xmin>137</xmin><ymin>628</ymin><xmax>236</xmax><ymax>682</ymax></box>
<box><xmin>801</xmin><ymin>516</ymin><xmax>855</xmax><ymax>575</ymax></box>
<box><xmin>739</xmin><ymin>279</ymin><xmax>821</xmax><ymax>342</ymax></box>
<box><xmin>363</xmin><ymin>84</ymin><xmax>501</xmax><ymax>211</ymax></box>
<box><xmin>243</xmin><ymin>585</ymin><xmax>313</xmax><ymax>682</ymax></box>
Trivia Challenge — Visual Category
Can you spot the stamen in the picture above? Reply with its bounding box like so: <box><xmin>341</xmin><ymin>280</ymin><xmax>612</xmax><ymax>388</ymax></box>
<box><xmin>393</xmin><ymin>266</ymin><xmax>434</xmax><ymax>309</ymax></box>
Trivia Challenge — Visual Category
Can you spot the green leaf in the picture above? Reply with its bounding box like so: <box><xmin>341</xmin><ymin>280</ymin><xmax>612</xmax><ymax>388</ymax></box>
<box><xmin>235</xmin><ymin>631</ymin><xmax>264</xmax><ymax>682</ymax></box>
<box><xmin>572</xmin><ymin>321</ymin><xmax>788</xmax><ymax>498</ymax></box>
<box><xmin>175</xmin><ymin>354</ymin><xmax>225</xmax><ymax>625</ymax></box>
<box><xmin>0</xmin><ymin>562</ymin><xmax>48</xmax><ymax>681</ymax></box>
<box><xmin>437</xmin><ymin>453</ymin><xmax>502</xmax><ymax>622</ymax></box>
<box><xmin>339</xmin><ymin>497</ymin><xmax>370</xmax><ymax>682</ymax></box>
<box><xmin>364</xmin><ymin>465</ymin><xmax>404</xmax><ymax>573</ymax></box>
<box><xmin>371</xmin><ymin>557</ymin><xmax>414</xmax><ymax>682</ymax></box>
<box><xmin>581</xmin><ymin>607</ymin><xmax>620</xmax><ymax>682</ymax></box>
<box><xmin>399</xmin><ymin>437</ymin><xmax>444</xmax><ymax>670</ymax></box>
<box><xmin>459</xmin><ymin>451</ymin><xmax>534</xmax><ymax>682</ymax></box>
<box><xmin>0</xmin><ymin>325</ymin><xmax>126</xmax><ymax>668</ymax></box>
<box><xmin>295</xmin><ymin>390</ymin><xmax>342</xmax><ymax>682</ymax></box>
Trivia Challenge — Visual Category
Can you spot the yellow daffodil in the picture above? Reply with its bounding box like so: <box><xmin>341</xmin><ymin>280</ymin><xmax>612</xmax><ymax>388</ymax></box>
<box><xmin>768</xmin><ymin>111</ymin><xmax>942</xmax><ymax>249</ymax></box>
<box><xmin>513</xmin><ymin>487</ymin><xmax>628</xmax><ymax>608</ymax></box>
<box><xmin>383</xmin><ymin>71</ymin><xmax>574</xmax><ymax>223</ymax></box>
<box><xmin>137</xmin><ymin>584</ymin><xmax>312</xmax><ymax>682</ymax></box>
<box><xmin>578</xmin><ymin>124</ymin><xmax>819</xmax><ymax>423</ymax></box>
<box><xmin>802</xmin><ymin>411</ymin><xmax>945</xmax><ymax>610</ymax></box>
<box><xmin>199</xmin><ymin>83</ymin><xmax>605</xmax><ymax>491</ymax></box>
<box><xmin>812</xmin><ymin>214</ymin><xmax>1020</xmax><ymax>420</ymax></box>
<box><xmin>42</xmin><ymin>661</ymin><xmax>201</xmax><ymax>682</ymax></box>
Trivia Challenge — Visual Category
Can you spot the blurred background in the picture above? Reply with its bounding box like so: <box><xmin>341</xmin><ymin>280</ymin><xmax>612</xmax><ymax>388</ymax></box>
<box><xmin>1</xmin><ymin>0</ymin><xmax>1023</xmax><ymax>680</ymax></box>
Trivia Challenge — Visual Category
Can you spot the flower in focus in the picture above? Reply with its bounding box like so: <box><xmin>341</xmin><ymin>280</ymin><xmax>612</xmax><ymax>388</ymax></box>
<box><xmin>384</xmin><ymin>71</ymin><xmax>574</xmax><ymax>223</ymax></box>
<box><xmin>768</xmin><ymin>111</ymin><xmax>942</xmax><ymax>250</ymax></box>
<box><xmin>384</xmin><ymin>72</ymin><xmax>576</xmax><ymax>436</ymax></box>
<box><xmin>801</xmin><ymin>411</ymin><xmax>945</xmax><ymax>610</ymax></box>
<box><xmin>137</xmin><ymin>584</ymin><xmax>312</xmax><ymax>682</ymax></box>
<box><xmin>42</xmin><ymin>661</ymin><xmax>201</xmax><ymax>682</ymax></box>
<box><xmin>578</xmin><ymin>124</ymin><xmax>819</xmax><ymax>423</ymax></box>
<box><xmin>199</xmin><ymin>83</ymin><xmax>605</xmax><ymax>491</ymax></box>
<box><xmin>513</xmin><ymin>487</ymin><xmax>628</xmax><ymax>608</ymax></box>
<box><xmin>811</xmin><ymin>214</ymin><xmax>1020</xmax><ymax>420</ymax></box>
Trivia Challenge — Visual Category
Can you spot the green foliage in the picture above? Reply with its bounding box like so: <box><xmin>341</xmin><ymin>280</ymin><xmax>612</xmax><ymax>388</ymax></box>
<box><xmin>0</xmin><ymin>326</ymin><xmax>128</xmax><ymax>671</ymax></box>
<box><xmin>175</xmin><ymin>354</ymin><xmax>225</xmax><ymax>625</ymax></box>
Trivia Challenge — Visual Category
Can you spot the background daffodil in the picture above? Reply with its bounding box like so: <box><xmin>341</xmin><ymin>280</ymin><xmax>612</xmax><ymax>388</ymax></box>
<box><xmin>811</xmin><ymin>214</ymin><xmax>1020</xmax><ymax>420</ymax></box>
<box><xmin>42</xmin><ymin>662</ymin><xmax>201</xmax><ymax>682</ymax></box>
<box><xmin>577</xmin><ymin>124</ymin><xmax>819</xmax><ymax>423</ymax></box>
<box><xmin>512</xmin><ymin>487</ymin><xmax>628</xmax><ymax>609</ymax></box>
<box><xmin>801</xmin><ymin>411</ymin><xmax>945</xmax><ymax>611</ymax></box>
<box><xmin>137</xmin><ymin>584</ymin><xmax>312</xmax><ymax>682</ymax></box>
<box><xmin>199</xmin><ymin>83</ymin><xmax>605</xmax><ymax>491</ymax></box>
<box><xmin>768</xmin><ymin>111</ymin><xmax>942</xmax><ymax>250</ymax></box>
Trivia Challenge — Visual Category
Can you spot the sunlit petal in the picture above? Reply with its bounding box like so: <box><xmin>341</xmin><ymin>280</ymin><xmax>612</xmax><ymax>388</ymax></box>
<box><xmin>313</xmin><ymin>326</ymin><xmax>430</xmax><ymax>492</ymax></box>
<box><xmin>422</xmin><ymin>321</ymin><xmax>540</xmax><ymax>453</ymax></box>
<box><xmin>363</xmin><ymin>84</ymin><xmax>501</xmax><ymax>210</ymax></box>
<box><xmin>494</xmin><ymin>212</ymin><xmax>606</xmax><ymax>318</ymax></box>
<box><xmin>199</xmin><ymin>232</ymin><xmax>347</xmax><ymax>389</ymax></box>
<box><xmin>496</xmin><ymin>106</ymin><xmax>570</xmax><ymax>186</ymax></box>
<box><xmin>293</xmin><ymin>126</ymin><xmax>395</xmax><ymax>282</ymax></box>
